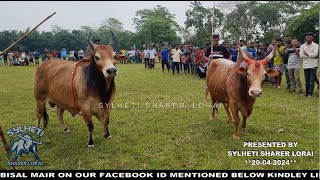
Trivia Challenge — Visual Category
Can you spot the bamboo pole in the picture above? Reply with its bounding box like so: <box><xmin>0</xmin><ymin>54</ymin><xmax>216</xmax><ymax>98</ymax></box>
<box><xmin>0</xmin><ymin>126</ymin><xmax>15</xmax><ymax>170</ymax></box>
<box><xmin>210</xmin><ymin>1</ymin><xmax>215</xmax><ymax>57</ymax></box>
<box><xmin>0</xmin><ymin>12</ymin><xmax>56</xmax><ymax>55</ymax></box>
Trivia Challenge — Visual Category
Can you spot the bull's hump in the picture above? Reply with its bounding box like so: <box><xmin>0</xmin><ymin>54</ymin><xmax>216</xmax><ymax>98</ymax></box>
<box><xmin>214</xmin><ymin>58</ymin><xmax>234</xmax><ymax>67</ymax></box>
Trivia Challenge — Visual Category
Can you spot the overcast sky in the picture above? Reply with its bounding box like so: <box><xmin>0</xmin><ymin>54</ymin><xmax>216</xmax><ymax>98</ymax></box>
<box><xmin>0</xmin><ymin>1</ymin><xmax>217</xmax><ymax>33</ymax></box>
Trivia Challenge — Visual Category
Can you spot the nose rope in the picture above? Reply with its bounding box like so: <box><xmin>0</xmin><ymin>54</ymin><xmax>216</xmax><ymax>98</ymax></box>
<box><xmin>71</xmin><ymin>65</ymin><xmax>80</xmax><ymax>115</ymax></box>
<box><xmin>224</xmin><ymin>64</ymin><xmax>233</xmax><ymax>84</ymax></box>
<box><xmin>217</xmin><ymin>64</ymin><xmax>233</xmax><ymax>114</ymax></box>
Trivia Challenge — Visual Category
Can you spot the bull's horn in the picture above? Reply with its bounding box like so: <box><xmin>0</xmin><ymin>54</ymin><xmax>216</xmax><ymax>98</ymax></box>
<box><xmin>240</xmin><ymin>48</ymin><xmax>254</xmax><ymax>64</ymax></box>
<box><xmin>18</xmin><ymin>134</ymin><xmax>28</xmax><ymax>141</ymax></box>
<box><xmin>18</xmin><ymin>134</ymin><xmax>42</xmax><ymax>145</ymax></box>
<box><xmin>109</xmin><ymin>30</ymin><xmax>115</xmax><ymax>47</ymax></box>
<box><xmin>261</xmin><ymin>47</ymin><xmax>275</xmax><ymax>65</ymax></box>
<box><xmin>88</xmin><ymin>32</ymin><xmax>95</xmax><ymax>49</ymax></box>
<box><xmin>32</xmin><ymin>140</ymin><xmax>42</xmax><ymax>145</ymax></box>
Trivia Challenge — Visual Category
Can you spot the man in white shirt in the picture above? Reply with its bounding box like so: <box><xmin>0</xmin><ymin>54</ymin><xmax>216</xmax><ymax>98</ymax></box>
<box><xmin>143</xmin><ymin>48</ymin><xmax>150</xmax><ymax>68</ymax></box>
<box><xmin>78</xmin><ymin>49</ymin><xmax>84</xmax><ymax>60</ymax></box>
<box><xmin>149</xmin><ymin>47</ymin><xmax>156</xmax><ymax>69</ymax></box>
<box><xmin>171</xmin><ymin>44</ymin><xmax>182</xmax><ymax>75</ymax></box>
<box><xmin>300</xmin><ymin>32</ymin><xmax>319</xmax><ymax>97</ymax></box>
<box><xmin>69</xmin><ymin>50</ymin><xmax>75</xmax><ymax>61</ymax></box>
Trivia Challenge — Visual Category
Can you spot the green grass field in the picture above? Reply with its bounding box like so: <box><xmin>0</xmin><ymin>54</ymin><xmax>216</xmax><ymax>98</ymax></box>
<box><xmin>0</xmin><ymin>61</ymin><xmax>318</xmax><ymax>170</ymax></box>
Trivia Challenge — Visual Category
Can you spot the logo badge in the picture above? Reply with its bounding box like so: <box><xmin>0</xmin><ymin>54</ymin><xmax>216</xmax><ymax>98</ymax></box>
<box><xmin>6</xmin><ymin>125</ymin><xmax>45</xmax><ymax>166</ymax></box>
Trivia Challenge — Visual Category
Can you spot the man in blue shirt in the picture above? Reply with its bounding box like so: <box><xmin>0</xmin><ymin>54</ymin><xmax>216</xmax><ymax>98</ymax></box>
<box><xmin>34</xmin><ymin>50</ymin><xmax>41</xmax><ymax>65</ymax></box>
<box><xmin>60</xmin><ymin>48</ymin><xmax>67</xmax><ymax>60</ymax></box>
<box><xmin>246</xmin><ymin>42</ymin><xmax>256</xmax><ymax>60</ymax></box>
<box><xmin>230</xmin><ymin>43</ymin><xmax>238</xmax><ymax>62</ymax></box>
<box><xmin>161</xmin><ymin>47</ymin><xmax>170</xmax><ymax>73</ymax></box>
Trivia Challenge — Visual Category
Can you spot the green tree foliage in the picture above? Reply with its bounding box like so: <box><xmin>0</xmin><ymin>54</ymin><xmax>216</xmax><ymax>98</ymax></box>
<box><xmin>184</xmin><ymin>1</ymin><xmax>224</xmax><ymax>46</ymax></box>
<box><xmin>133</xmin><ymin>5</ymin><xmax>181</xmax><ymax>48</ymax></box>
<box><xmin>286</xmin><ymin>3</ymin><xmax>320</xmax><ymax>43</ymax></box>
<box><xmin>100</xmin><ymin>18</ymin><xmax>124</xmax><ymax>32</ymax></box>
<box><xmin>220</xmin><ymin>1</ymin><xmax>314</xmax><ymax>43</ymax></box>
<box><xmin>133</xmin><ymin>5</ymin><xmax>178</xmax><ymax>31</ymax></box>
<box><xmin>0</xmin><ymin>2</ymin><xmax>315</xmax><ymax>52</ymax></box>
<box><xmin>223</xmin><ymin>1</ymin><xmax>259</xmax><ymax>42</ymax></box>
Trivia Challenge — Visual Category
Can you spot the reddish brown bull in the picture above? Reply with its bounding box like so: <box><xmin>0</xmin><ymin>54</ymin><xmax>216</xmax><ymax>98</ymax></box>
<box><xmin>34</xmin><ymin>32</ymin><xmax>120</xmax><ymax>147</ymax></box>
<box><xmin>206</xmin><ymin>47</ymin><xmax>279</xmax><ymax>139</ymax></box>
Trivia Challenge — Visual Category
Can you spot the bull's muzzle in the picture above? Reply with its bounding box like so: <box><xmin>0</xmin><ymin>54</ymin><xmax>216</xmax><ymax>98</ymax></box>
<box><xmin>106</xmin><ymin>67</ymin><xmax>117</xmax><ymax>77</ymax></box>
<box><xmin>250</xmin><ymin>90</ymin><xmax>263</xmax><ymax>97</ymax></box>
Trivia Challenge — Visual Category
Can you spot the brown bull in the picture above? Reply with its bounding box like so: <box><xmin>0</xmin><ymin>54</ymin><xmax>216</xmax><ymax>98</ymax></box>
<box><xmin>206</xmin><ymin>48</ymin><xmax>279</xmax><ymax>139</ymax></box>
<box><xmin>34</xmin><ymin>32</ymin><xmax>120</xmax><ymax>147</ymax></box>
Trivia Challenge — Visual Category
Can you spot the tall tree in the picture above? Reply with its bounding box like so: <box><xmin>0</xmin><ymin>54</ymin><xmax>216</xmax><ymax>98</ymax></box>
<box><xmin>223</xmin><ymin>1</ymin><xmax>259</xmax><ymax>42</ymax></box>
<box><xmin>250</xmin><ymin>1</ymin><xmax>314</xmax><ymax>42</ymax></box>
<box><xmin>184</xmin><ymin>1</ymin><xmax>224</xmax><ymax>46</ymax></box>
<box><xmin>136</xmin><ymin>17</ymin><xmax>181</xmax><ymax>47</ymax></box>
<box><xmin>133</xmin><ymin>5</ymin><xmax>181</xmax><ymax>47</ymax></box>
<box><xmin>100</xmin><ymin>18</ymin><xmax>124</xmax><ymax>32</ymax></box>
<box><xmin>133</xmin><ymin>5</ymin><xmax>179</xmax><ymax>31</ymax></box>
<box><xmin>286</xmin><ymin>2</ymin><xmax>319</xmax><ymax>43</ymax></box>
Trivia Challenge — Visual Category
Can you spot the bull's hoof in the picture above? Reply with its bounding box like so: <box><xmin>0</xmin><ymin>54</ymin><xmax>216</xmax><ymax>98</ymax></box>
<box><xmin>105</xmin><ymin>135</ymin><xmax>112</xmax><ymax>140</ymax></box>
<box><xmin>233</xmin><ymin>135</ymin><xmax>240</xmax><ymax>140</ymax></box>
<box><xmin>210</xmin><ymin>116</ymin><xmax>216</xmax><ymax>121</ymax></box>
<box><xmin>64</xmin><ymin>127</ymin><xmax>70</xmax><ymax>133</ymax></box>
<box><xmin>88</xmin><ymin>144</ymin><xmax>95</xmax><ymax>148</ymax></box>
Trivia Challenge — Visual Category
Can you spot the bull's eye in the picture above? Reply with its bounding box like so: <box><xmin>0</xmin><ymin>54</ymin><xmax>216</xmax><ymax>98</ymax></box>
<box><xmin>94</xmin><ymin>56</ymin><xmax>100</xmax><ymax>61</ymax></box>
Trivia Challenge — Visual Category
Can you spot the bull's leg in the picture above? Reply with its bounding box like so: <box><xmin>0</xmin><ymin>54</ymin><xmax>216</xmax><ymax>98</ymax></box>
<box><xmin>223</xmin><ymin>103</ymin><xmax>232</xmax><ymax>123</ymax></box>
<box><xmin>204</xmin><ymin>85</ymin><xmax>209</xmax><ymax>102</ymax></box>
<box><xmin>103</xmin><ymin>116</ymin><xmax>111</xmax><ymax>139</ymax></box>
<box><xmin>241</xmin><ymin>115</ymin><xmax>247</xmax><ymax>130</ymax></box>
<box><xmin>97</xmin><ymin>114</ymin><xmax>111</xmax><ymax>140</ymax></box>
<box><xmin>82</xmin><ymin>113</ymin><xmax>94</xmax><ymax>148</ymax></box>
<box><xmin>56</xmin><ymin>106</ymin><xmax>69</xmax><ymax>133</ymax></box>
<box><xmin>35</xmin><ymin>100</ymin><xmax>46</xmax><ymax>128</ymax></box>
<box><xmin>13</xmin><ymin>153</ymin><xmax>18</xmax><ymax>161</ymax></box>
<box><xmin>230</xmin><ymin>109</ymin><xmax>240</xmax><ymax>140</ymax></box>
<box><xmin>210</xmin><ymin>103</ymin><xmax>218</xmax><ymax>121</ymax></box>
<box><xmin>32</xmin><ymin>146</ymin><xmax>40</xmax><ymax>161</ymax></box>
<box><xmin>209</xmin><ymin>95</ymin><xmax>219</xmax><ymax>120</ymax></box>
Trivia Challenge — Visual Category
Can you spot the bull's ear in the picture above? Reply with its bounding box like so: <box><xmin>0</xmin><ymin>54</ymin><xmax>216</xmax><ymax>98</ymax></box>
<box><xmin>266</xmin><ymin>69</ymin><xmax>279</xmax><ymax>77</ymax></box>
<box><xmin>76</xmin><ymin>59</ymin><xmax>91</xmax><ymax>66</ymax></box>
<box><xmin>114</xmin><ymin>54</ymin><xmax>128</xmax><ymax>61</ymax></box>
<box><xmin>236</xmin><ymin>67</ymin><xmax>247</xmax><ymax>75</ymax></box>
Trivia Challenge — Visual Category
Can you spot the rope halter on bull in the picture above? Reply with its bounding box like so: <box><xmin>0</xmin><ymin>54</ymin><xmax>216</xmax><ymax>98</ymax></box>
<box><xmin>70</xmin><ymin>32</ymin><xmax>96</xmax><ymax>115</ymax></box>
<box><xmin>71</xmin><ymin>64</ymin><xmax>79</xmax><ymax>115</ymax></box>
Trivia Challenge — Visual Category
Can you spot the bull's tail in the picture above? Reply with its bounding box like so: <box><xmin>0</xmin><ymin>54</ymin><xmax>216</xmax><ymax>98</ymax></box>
<box><xmin>204</xmin><ymin>84</ymin><xmax>209</xmax><ymax>102</ymax></box>
<box><xmin>42</xmin><ymin>108</ymin><xmax>49</xmax><ymax>128</ymax></box>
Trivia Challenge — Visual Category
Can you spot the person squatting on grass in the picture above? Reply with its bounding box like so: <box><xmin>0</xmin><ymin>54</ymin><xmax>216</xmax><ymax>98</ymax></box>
<box><xmin>300</xmin><ymin>32</ymin><xmax>319</xmax><ymax>98</ymax></box>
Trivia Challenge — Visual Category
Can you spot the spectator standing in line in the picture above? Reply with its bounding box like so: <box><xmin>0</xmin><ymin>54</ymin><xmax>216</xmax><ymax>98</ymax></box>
<box><xmin>300</xmin><ymin>32</ymin><xmax>319</xmax><ymax>98</ymax></box>
<box><xmin>60</xmin><ymin>48</ymin><xmax>67</xmax><ymax>60</ymax></box>
<box><xmin>286</xmin><ymin>39</ymin><xmax>304</xmax><ymax>95</ymax></box>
